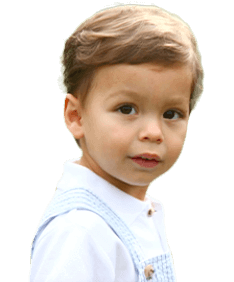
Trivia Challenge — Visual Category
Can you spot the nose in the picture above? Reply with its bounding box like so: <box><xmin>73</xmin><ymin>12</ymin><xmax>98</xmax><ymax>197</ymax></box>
<box><xmin>139</xmin><ymin>119</ymin><xmax>164</xmax><ymax>144</ymax></box>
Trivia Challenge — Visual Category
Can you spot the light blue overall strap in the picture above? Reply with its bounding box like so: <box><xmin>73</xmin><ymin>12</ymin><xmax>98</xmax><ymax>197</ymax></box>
<box><xmin>31</xmin><ymin>187</ymin><xmax>145</xmax><ymax>277</ymax></box>
<box><xmin>139</xmin><ymin>255</ymin><xmax>176</xmax><ymax>282</ymax></box>
<box><xmin>31</xmin><ymin>187</ymin><xmax>176</xmax><ymax>282</ymax></box>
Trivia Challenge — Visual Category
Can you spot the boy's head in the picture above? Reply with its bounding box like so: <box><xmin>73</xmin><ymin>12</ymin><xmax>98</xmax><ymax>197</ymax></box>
<box><xmin>63</xmin><ymin>4</ymin><xmax>203</xmax><ymax>200</ymax></box>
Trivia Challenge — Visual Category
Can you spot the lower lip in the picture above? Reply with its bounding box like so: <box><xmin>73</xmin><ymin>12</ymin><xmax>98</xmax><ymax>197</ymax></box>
<box><xmin>131</xmin><ymin>158</ymin><xmax>159</xmax><ymax>168</ymax></box>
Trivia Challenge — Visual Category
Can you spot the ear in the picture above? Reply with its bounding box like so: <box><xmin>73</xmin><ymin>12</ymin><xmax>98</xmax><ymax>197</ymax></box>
<box><xmin>64</xmin><ymin>93</ymin><xmax>84</xmax><ymax>139</ymax></box>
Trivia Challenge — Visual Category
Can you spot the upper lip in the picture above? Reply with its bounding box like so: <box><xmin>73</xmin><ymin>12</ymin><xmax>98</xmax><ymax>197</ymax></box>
<box><xmin>132</xmin><ymin>153</ymin><xmax>161</xmax><ymax>161</ymax></box>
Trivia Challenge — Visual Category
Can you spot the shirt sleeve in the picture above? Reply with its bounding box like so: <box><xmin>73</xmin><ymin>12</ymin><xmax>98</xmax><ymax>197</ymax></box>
<box><xmin>30</xmin><ymin>213</ymin><xmax>115</xmax><ymax>282</ymax></box>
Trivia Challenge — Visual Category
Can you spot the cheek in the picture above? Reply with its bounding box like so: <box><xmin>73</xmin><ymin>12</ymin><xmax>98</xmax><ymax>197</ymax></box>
<box><xmin>167</xmin><ymin>130</ymin><xmax>187</xmax><ymax>158</ymax></box>
<box><xmin>109</xmin><ymin>125</ymin><xmax>134</xmax><ymax>147</ymax></box>
<box><xmin>101</xmin><ymin>126</ymin><xmax>133</xmax><ymax>160</ymax></box>
<box><xmin>86</xmin><ymin>118</ymin><xmax>118</xmax><ymax>151</ymax></box>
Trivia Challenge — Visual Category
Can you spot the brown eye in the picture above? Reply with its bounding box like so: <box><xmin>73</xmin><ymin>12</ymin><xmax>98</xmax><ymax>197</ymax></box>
<box><xmin>118</xmin><ymin>105</ymin><xmax>136</xmax><ymax>115</ymax></box>
<box><xmin>163</xmin><ymin>110</ymin><xmax>181</xmax><ymax>120</ymax></box>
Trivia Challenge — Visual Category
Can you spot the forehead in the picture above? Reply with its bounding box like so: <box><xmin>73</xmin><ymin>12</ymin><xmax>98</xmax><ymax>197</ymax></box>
<box><xmin>88</xmin><ymin>63</ymin><xmax>192</xmax><ymax>105</ymax></box>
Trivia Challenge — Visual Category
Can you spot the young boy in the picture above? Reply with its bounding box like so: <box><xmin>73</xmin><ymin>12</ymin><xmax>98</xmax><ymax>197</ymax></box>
<box><xmin>30</xmin><ymin>4</ymin><xmax>203</xmax><ymax>282</ymax></box>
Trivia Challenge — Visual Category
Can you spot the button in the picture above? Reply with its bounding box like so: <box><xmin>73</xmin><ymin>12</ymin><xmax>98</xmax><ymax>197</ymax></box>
<box><xmin>147</xmin><ymin>208</ymin><xmax>156</xmax><ymax>216</ymax></box>
<box><xmin>144</xmin><ymin>264</ymin><xmax>154</xmax><ymax>280</ymax></box>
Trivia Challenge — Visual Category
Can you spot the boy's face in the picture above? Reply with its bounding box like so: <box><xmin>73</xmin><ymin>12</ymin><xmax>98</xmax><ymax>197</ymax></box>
<box><xmin>66</xmin><ymin>63</ymin><xmax>192</xmax><ymax>201</ymax></box>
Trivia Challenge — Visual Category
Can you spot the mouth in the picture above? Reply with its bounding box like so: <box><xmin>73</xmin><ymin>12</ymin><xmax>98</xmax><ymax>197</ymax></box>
<box><xmin>132</xmin><ymin>153</ymin><xmax>161</xmax><ymax>161</ymax></box>
<box><xmin>131</xmin><ymin>153</ymin><xmax>161</xmax><ymax>168</ymax></box>
<box><xmin>131</xmin><ymin>157</ymin><xmax>160</xmax><ymax>168</ymax></box>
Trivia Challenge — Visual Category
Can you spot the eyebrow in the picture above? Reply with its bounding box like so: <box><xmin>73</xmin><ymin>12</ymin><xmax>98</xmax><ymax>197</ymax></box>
<box><xmin>106</xmin><ymin>90</ymin><xmax>142</xmax><ymax>101</ymax></box>
<box><xmin>106</xmin><ymin>89</ymin><xmax>188</xmax><ymax>105</ymax></box>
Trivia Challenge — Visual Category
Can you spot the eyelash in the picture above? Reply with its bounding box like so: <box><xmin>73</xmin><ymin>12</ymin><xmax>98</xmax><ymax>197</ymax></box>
<box><xmin>117</xmin><ymin>104</ymin><xmax>184</xmax><ymax>119</ymax></box>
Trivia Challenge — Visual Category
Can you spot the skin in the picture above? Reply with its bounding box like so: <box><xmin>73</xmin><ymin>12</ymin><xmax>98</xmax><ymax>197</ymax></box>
<box><xmin>64</xmin><ymin>63</ymin><xmax>192</xmax><ymax>201</ymax></box>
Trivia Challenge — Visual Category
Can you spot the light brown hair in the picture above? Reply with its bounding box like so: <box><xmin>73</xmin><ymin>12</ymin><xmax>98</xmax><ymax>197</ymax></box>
<box><xmin>61</xmin><ymin>4</ymin><xmax>203</xmax><ymax>148</ymax></box>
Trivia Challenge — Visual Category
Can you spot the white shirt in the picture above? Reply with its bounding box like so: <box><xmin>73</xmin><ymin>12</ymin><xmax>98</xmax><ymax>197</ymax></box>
<box><xmin>30</xmin><ymin>159</ymin><xmax>170</xmax><ymax>282</ymax></box>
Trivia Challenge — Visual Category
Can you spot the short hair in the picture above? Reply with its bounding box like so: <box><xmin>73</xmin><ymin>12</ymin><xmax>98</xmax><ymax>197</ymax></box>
<box><xmin>61</xmin><ymin>4</ymin><xmax>203</xmax><ymax>149</ymax></box>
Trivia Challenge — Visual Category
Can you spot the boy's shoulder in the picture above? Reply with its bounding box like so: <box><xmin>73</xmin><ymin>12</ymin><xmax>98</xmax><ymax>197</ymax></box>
<box><xmin>39</xmin><ymin>209</ymin><xmax>120</xmax><ymax>250</ymax></box>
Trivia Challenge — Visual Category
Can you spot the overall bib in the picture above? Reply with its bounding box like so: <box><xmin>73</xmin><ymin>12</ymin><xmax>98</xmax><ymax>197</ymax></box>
<box><xmin>31</xmin><ymin>187</ymin><xmax>176</xmax><ymax>282</ymax></box>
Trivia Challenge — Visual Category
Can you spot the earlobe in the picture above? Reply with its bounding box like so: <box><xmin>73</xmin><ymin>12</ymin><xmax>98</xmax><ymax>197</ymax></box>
<box><xmin>64</xmin><ymin>93</ymin><xmax>84</xmax><ymax>139</ymax></box>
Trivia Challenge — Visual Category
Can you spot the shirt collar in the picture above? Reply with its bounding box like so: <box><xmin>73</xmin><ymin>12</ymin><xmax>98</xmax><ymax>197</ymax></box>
<box><xmin>57</xmin><ymin>158</ymin><xmax>162</xmax><ymax>226</ymax></box>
